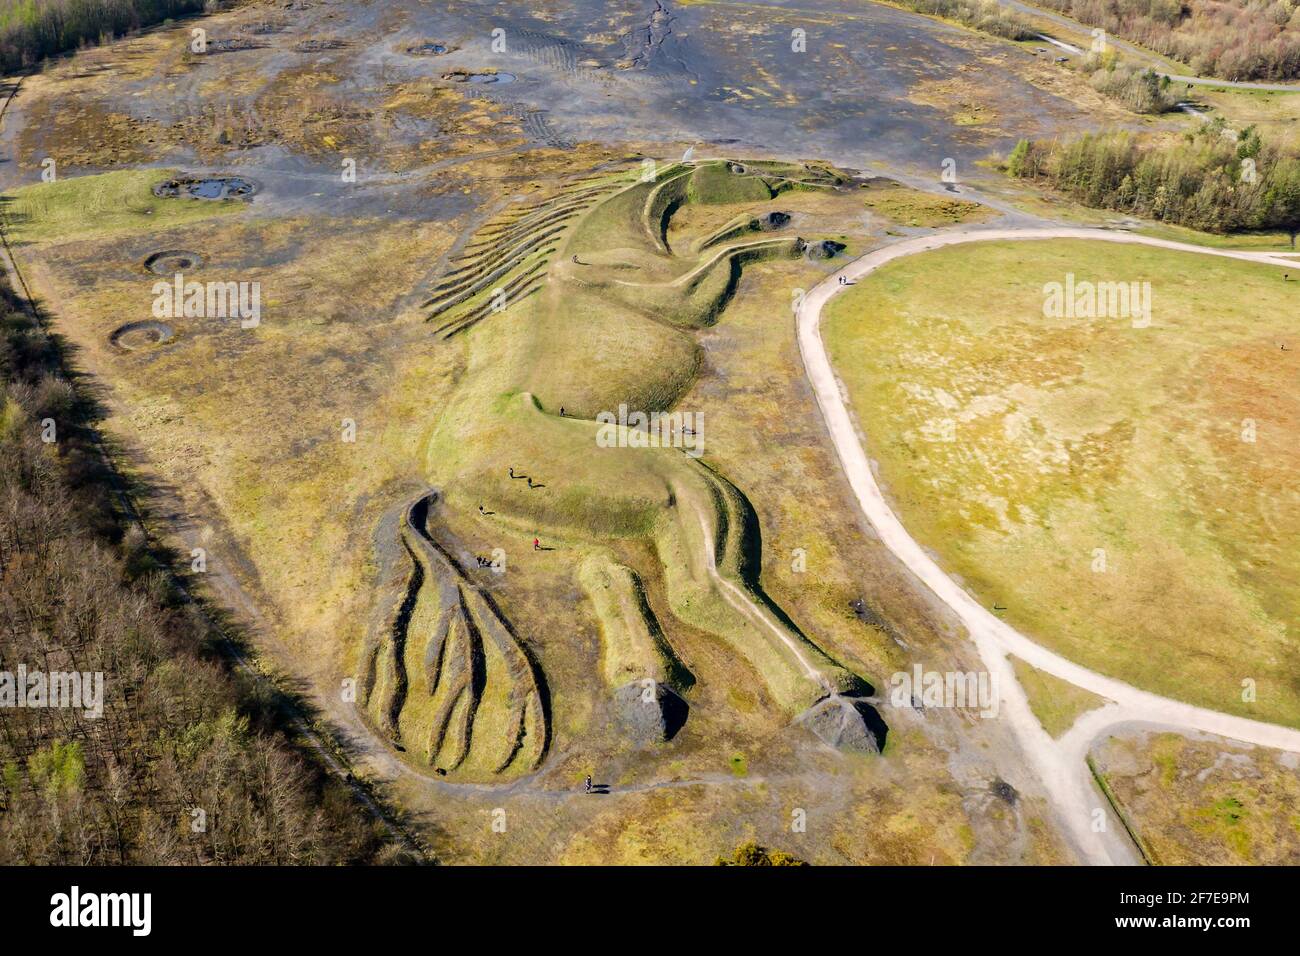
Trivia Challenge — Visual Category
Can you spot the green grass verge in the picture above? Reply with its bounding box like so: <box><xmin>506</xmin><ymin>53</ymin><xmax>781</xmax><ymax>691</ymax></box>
<box><xmin>3</xmin><ymin>169</ymin><xmax>245</xmax><ymax>245</ymax></box>
<box><xmin>1011</xmin><ymin>656</ymin><xmax>1107</xmax><ymax>737</ymax></box>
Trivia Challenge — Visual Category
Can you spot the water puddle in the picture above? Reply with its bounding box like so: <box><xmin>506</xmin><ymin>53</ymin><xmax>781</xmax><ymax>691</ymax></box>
<box><xmin>153</xmin><ymin>176</ymin><xmax>258</xmax><ymax>201</ymax></box>
<box><xmin>443</xmin><ymin>69</ymin><xmax>516</xmax><ymax>85</ymax></box>
<box><xmin>406</xmin><ymin>41</ymin><xmax>453</xmax><ymax>56</ymax></box>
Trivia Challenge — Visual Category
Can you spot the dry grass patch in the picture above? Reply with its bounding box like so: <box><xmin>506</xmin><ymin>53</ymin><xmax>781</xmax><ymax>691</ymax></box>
<box><xmin>1092</xmin><ymin>731</ymin><xmax>1300</xmax><ymax>864</ymax></box>
<box><xmin>824</xmin><ymin>239</ymin><xmax>1300</xmax><ymax>726</ymax></box>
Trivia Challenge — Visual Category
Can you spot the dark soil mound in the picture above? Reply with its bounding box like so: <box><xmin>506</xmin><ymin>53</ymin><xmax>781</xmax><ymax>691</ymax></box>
<box><xmin>797</xmin><ymin>695</ymin><xmax>887</xmax><ymax>752</ymax></box>
<box><xmin>756</xmin><ymin>211</ymin><xmax>791</xmax><ymax>231</ymax></box>
<box><xmin>613</xmin><ymin>681</ymin><xmax>688</xmax><ymax>744</ymax></box>
<box><xmin>804</xmin><ymin>239</ymin><xmax>846</xmax><ymax>260</ymax></box>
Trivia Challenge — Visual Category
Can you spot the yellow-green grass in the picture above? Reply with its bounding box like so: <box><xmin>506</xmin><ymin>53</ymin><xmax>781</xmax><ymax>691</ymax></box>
<box><xmin>423</xmin><ymin>168</ymin><xmax>871</xmax><ymax>714</ymax></box>
<box><xmin>823</xmin><ymin>239</ymin><xmax>1300</xmax><ymax>726</ymax></box>
<box><xmin>428</xmin><ymin>390</ymin><xmax>849</xmax><ymax>712</ymax></box>
<box><xmin>23</xmin><ymin>168</ymin><xmax>1038</xmax><ymax>860</ymax></box>
<box><xmin>651</xmin><ymin>463</ymin><xmax>861</xmax><ymax>707</ymax></box>
<box><xmin>578</xmin><ymin>553</ymin><xmax>690</xmax><ymax>690</ymax></box>
<box><xmin>20</xmin><ymin>211</ymin><xmax>463</xmax><ymax>687</ymax></box>
<box><xmin>669</xmin><ymin>248</ymin><xmax>920</xmax><ymax>693</ymax></box>
<box><xmin>861</xmin><ymin>182</ymin><xmax>997</xmax><ymax>229</ymax></box>
<box><xmin>1011</xmin><ymin>656</ymin><xmax>1107</xmax><ymax>737</ymax></box>
<box><xmin>1092</xmin><ymin>731</ymin><xmax>1300</xmax><ymax>864</ymax></box>
<box><xmin>7</xmin><ymin>27</ymin><xmax>1037</xmax><ymax>858</ymax></box>
<box><xmin>1193</xmin><ymin>87</ymin><xmax>1300</xmax><ymax>153</ymax></box>
<box><xmin>3</xmin><ymin>169</ymin><xmax>245</xmax><ymax>245</ymax></box>
<box><xmin>1134</xmin><ymin>219</ymin><xmax>1300</xmax><ymax>254</ymax></box>
<box><xmin>687</xmin><ymin>163</ymin><xmax>772</xmax><ymax>205</ymax></box>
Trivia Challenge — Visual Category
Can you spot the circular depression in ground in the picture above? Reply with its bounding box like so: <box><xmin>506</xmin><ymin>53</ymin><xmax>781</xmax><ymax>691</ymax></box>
<box><xmin>153</xmin><ymin>176</ymin><xmax>258</xmax><ymax>200</ymax></box>
<box><xmin>143</xmin><ymin>250</ymin><xmax>205</xmax><ymax>275</ymax></box>
<box><xmin>442</xmin><ymin>69</ymin><xmax>516</xmax><ymax>85</ymax></box>
<box><xmin>109</xmin><ymin>320</ymin><xmax>175</xmax><ymax>351</ymax></box>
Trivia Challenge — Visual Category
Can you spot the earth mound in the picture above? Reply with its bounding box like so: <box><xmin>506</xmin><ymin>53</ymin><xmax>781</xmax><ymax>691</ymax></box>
<box><xmin>613</xmin><ymin>680</ymin><xmax>688</xmax><ymax>744</ymax></box>
<box><xmin>797</xmin><ymin>695</ymin><xmax>886</xmax><ymax>752</ymax></box>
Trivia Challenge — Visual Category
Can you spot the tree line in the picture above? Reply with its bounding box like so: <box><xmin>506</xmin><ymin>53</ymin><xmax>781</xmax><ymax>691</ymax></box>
<box><xmin>898</xmin><ymin>1</ymin><xmax>1187</xmax><ymax>115</ymax></box>
<box><xmin>1037</xmin><ymin>0</ymin><xmax>1300</xmax><ymax>81</ymax></box>
<box><xmin>1008</xmin><ymin>122</ymin><xmax>1300</xmax><ymax>242</ymax></box>
<box><xmin>0</xmin><ymin>0</ymin><xmax>207</xmax><ymax>74</ymax></box>
<box><xmin>900</xmin><ymin>0</ymin><xmax>1038</xmax><ymax>41</ymax></box>
<box><xmin>0</xmin><ymin>271</ymin><xmax>408</xmax><ymax>863</ymax></box>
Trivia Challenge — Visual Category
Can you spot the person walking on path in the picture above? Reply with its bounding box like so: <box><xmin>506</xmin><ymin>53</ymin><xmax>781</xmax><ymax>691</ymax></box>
<box><xmin>584</xmin><ymin>774</ymin><xmax>592</xmax><ymax>794</ymax></box>
<box><xmin>533</xmin><ymin>537</ymin><xmax>540</xmax><ymax>551</ymax></box>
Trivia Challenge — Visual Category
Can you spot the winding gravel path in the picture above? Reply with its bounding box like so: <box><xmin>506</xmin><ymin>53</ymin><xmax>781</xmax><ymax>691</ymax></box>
<box><xmin>797</xmin><ymin>226</ymin><xmax>1300</xmax><ymax>864</ymax></box>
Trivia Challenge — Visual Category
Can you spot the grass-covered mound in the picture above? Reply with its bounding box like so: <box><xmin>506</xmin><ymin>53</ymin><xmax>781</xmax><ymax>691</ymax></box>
<box><xmin>687</xmin><ymin>163</ymin><xmax>773</xmax><ymax>205</ymax></box>
<box><xmin>423</xmin><ymin>160</ymin><xmax>868</xmax><ymax>724</ymax></box>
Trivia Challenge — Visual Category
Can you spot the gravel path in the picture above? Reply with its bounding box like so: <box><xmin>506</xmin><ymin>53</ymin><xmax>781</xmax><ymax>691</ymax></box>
<box><xmin>797</xmin><ymin>225</ymin><xmax>1300</xmax><ymax>864</ymax></box>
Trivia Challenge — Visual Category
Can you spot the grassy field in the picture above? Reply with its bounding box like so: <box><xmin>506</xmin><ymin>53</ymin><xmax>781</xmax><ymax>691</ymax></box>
<box><xmin>15</xmin><ymin>159</ymin><xmax>1076</xmax><ymax>858</ymax></box>
<box><xmin>1011</xmin><ymin>656</ymin><xmax>1107</xmax><ymax>737</ymax></box>
<box><xmin>1192</xmin><ymin>88</ymin><xmax>1300</xmax><ymax>153</ymax></box>
<box><xmin>3</xmin><ymin>168</ymin><xmax>245</xmax><ymax>245</ymax></box>
<box><xmin>823</xmin><ymin>239</ymin><xmax>1300</xmax><ymax>726</ymax></box>
<box><xmin>861</xmin><ymin>181</ymin><xmax>997</xmax><ymax>229</ymax></box>
<box><xmin>0</xmin><ymin>0</ymin><xmax>1094</xmax><ymax>860</ymax></box>
<box><xmin>1092</xmin><ymin>731</ymin><xmax>1300</xmax><ymax>864</ymax></box>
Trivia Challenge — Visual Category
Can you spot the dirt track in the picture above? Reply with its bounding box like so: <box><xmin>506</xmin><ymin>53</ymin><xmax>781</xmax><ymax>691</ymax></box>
<box><xmin>798</xmin><ymin>225</ymin><xmax>1300</xmax><ymax>865</ymax></box>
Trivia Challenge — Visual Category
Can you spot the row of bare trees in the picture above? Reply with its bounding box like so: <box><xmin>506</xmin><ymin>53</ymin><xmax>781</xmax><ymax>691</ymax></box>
<box><xmin>0</xmin><ymin>0</ymin><xmax>209</xmax><ymax>74</ymax></box>
<box><xmin>0</xmin><ymin>275</ymin><xmax>396</xmax><ymax>864</ymax></box>
<box><xmin>1039</xmin><ymin>0</ymin><xmax>1300</xmax><ymax>80</ymax></box>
